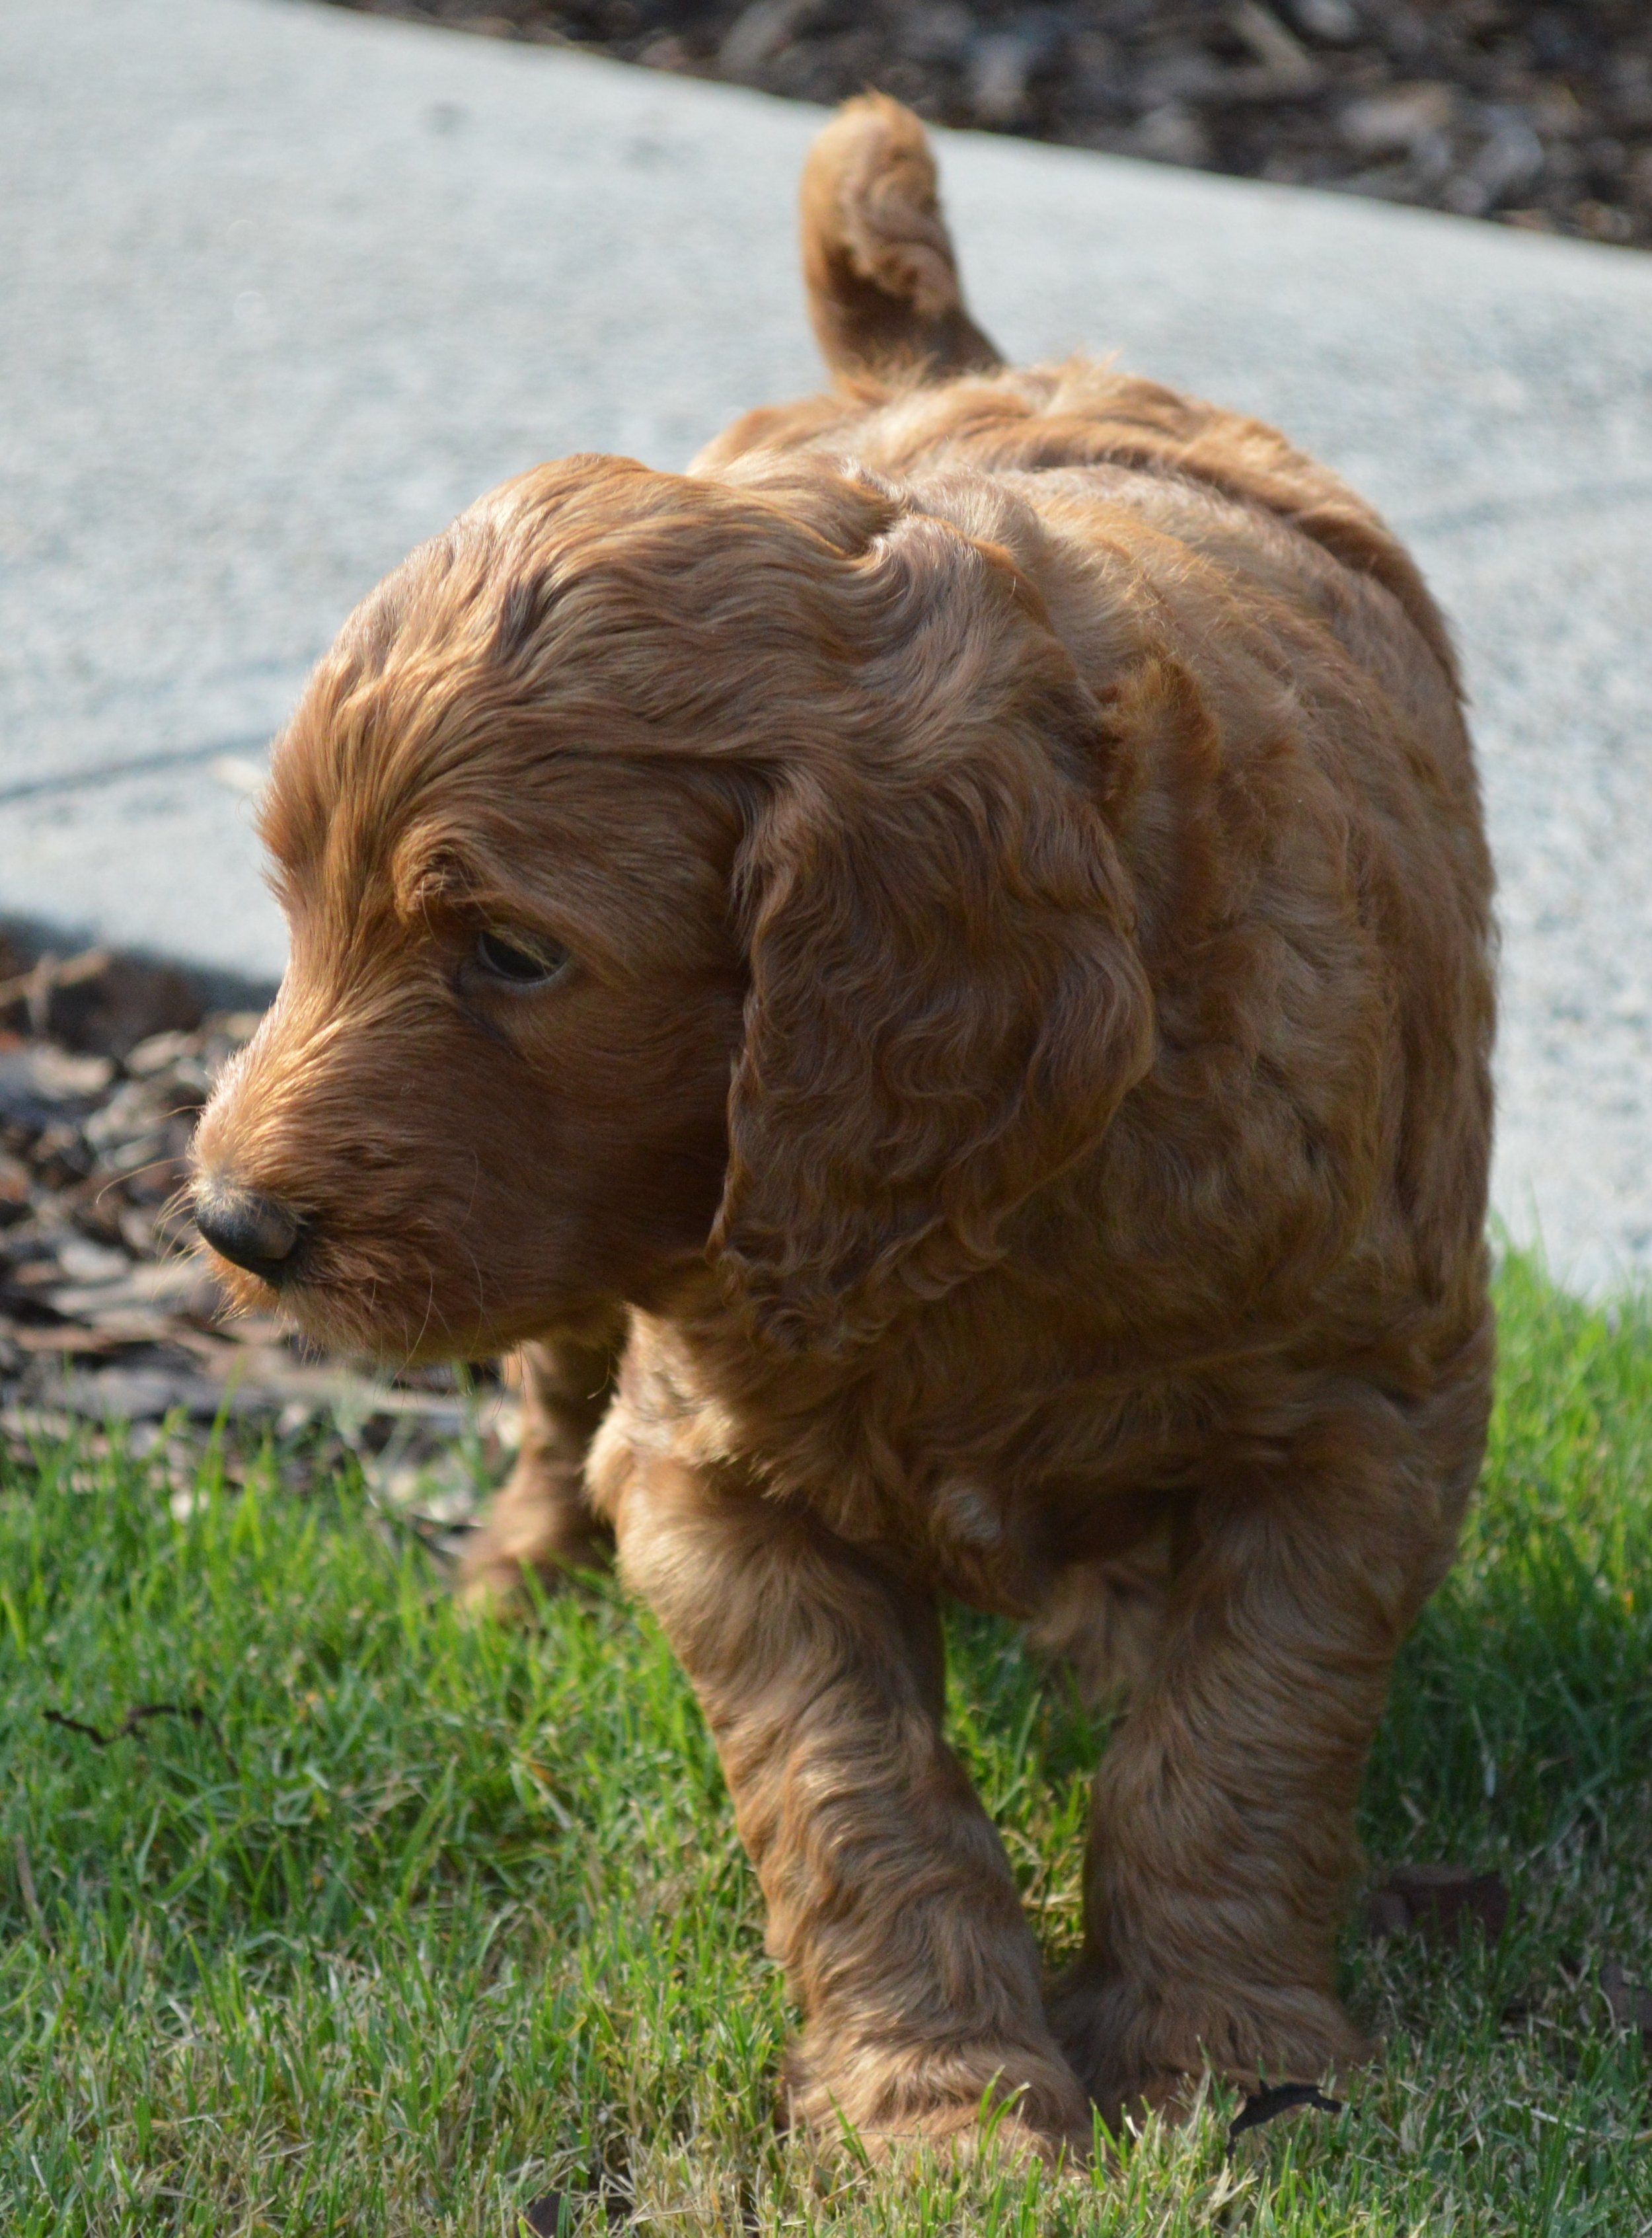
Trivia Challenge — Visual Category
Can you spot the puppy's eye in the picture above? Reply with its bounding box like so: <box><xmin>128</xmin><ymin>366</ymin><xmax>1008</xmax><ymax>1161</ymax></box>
<box><xmin>473</xmin><ymin>929</ymin><xmax>568</xmax><ymax>986</ymax></box>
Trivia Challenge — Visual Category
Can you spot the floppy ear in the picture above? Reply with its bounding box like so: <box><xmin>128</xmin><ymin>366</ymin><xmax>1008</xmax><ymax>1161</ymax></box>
<box><xmin>712</xmin><ymin>508</ymin><xmax>1154</xmax><ymax>1355</ymax></box>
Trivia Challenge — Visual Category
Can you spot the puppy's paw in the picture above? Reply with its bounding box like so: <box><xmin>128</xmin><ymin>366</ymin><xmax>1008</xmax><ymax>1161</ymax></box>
<box><xmin>782</xmin><ymin>2032</ymin><xmax>1092</xmax><ymax>2165</ymax></box>
<box><xmin>456</xmin><ymin>1467</ymin><xmax>613</xmax><ymax>1617</ymax></box>
<box><xmin>1047</xmin><ymin>1964</ymin><xmax>1369</xmax><ymax>2133</ymax></box>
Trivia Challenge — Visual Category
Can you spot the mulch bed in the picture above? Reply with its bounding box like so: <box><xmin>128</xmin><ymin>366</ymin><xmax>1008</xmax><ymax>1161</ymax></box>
<box><xmin>326</xmin><ymin>0</ymin><xmax>1652</xmax><ymax>249</ymax></box>
<box><xmin>0</xmin><ymin>938</ymin><xmax>509</xmax><ymax>1535</ymax></box>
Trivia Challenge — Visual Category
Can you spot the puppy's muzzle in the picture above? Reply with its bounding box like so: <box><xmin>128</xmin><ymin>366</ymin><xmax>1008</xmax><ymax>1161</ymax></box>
<box><xmin>194</xmin><ymin>1181</ymin><xmax>306</xmax><ymax>1286</ymax></box>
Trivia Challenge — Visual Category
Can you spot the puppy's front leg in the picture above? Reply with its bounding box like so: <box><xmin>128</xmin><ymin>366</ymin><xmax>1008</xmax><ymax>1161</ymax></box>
<box><xmin>1051</xmin><ymin>1391</ymin><xmax>1460</xmax><ymax>2122</ymax></box>
<box><xmin>610</xmin><ymin>1455</ymin><xmax>1090</xmax><ymax>2161</ymax></box>
<box><xmin>459</xmin><ymin>1323</ymin><xmax>622</xmax><ymax>1609</ymax></box>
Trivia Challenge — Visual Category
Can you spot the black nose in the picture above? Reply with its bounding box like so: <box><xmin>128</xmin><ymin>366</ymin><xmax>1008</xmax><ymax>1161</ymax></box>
<box><xmin>194</xmin><ymin>1182</ymin><xmax>305</xmax><ymax>1283</ymax></box>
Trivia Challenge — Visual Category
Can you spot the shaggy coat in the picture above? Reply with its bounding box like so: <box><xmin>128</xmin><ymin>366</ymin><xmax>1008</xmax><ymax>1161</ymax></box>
<box><xmin>193</xmin><ymin>95</ymin><xmax>1496</xmax><ymax>2157</ymax></box>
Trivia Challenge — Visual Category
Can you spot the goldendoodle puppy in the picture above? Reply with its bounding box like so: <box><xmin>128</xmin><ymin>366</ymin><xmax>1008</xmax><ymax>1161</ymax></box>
<box><xmin>194</xmin><ymin>96</ymin><xmax>1495</xmax><ymax>2159</ymax></box>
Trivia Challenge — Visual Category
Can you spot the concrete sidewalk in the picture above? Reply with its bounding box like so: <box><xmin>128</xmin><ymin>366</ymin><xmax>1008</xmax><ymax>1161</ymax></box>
<box><xmin>3</xmin><ymin>0</ymin><xmax>1650</xmax><ymax>1290</ymax></box>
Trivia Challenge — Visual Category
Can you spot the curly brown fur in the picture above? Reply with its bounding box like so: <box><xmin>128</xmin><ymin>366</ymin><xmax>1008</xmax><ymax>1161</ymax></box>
<box><xmin>193</xmin><ymin>96</ymin><xmax>1495</xmax><ymax>2160</ymax></box>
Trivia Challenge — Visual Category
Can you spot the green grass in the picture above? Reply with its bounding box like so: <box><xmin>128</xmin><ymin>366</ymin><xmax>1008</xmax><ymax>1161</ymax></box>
<box><xmin>2</xmin><ymin>1253</ymin><xmax>1650</xmax><ymax>2235</ymax></box>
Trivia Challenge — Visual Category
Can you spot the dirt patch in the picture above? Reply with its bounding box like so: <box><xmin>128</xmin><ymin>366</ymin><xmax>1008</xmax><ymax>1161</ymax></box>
<box><xmin>326</xmin><ymin>0</ymin><xmax>1652</xmax><ymax>249</ymax></box>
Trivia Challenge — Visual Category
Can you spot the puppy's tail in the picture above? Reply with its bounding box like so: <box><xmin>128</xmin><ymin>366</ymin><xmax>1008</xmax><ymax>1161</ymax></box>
<box><xmin>800</xmin><ymin>95</ymin><xmax>1002</xmax><ymax>387</ymax></box>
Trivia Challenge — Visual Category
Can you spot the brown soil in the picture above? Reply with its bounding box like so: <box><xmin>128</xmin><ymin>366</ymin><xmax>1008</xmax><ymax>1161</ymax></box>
<box><xmin>324</xmin><ymin>0</ymin><xmax>1652</xmax><ymax>249</ymax></box>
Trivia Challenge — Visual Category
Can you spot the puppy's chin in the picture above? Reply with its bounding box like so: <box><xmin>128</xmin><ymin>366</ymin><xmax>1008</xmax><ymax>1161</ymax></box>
<box><xmin>202</xmin><ymin>1245</ymin><xmax>609</xmax><ymax>1369</ymax></box>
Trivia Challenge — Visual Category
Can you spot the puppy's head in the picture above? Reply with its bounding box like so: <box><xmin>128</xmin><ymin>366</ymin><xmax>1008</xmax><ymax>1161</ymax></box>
<box><xmin>193</xmin><ymin>452</ymin><xmax>1150</xmax><ymax>1362</ymax></box>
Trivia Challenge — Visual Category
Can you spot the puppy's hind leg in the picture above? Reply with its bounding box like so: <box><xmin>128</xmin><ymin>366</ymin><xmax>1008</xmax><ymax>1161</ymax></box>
<box><xmin>800</xmin><ymin>95</ymin><xmax>1003</xmax><ymax>385</ymax></box>
<box><xmin>458</xmin><ymin>1317</ymin><xmax>623</xmax><ymax>1613</ymax></box>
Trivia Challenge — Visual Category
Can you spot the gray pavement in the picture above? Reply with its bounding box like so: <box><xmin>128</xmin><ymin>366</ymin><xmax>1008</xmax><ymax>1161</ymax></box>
<box><xmin>3</xmin><ymin>0</ymin><xmax>1650</xmax><ymax>1292</ymax></box>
